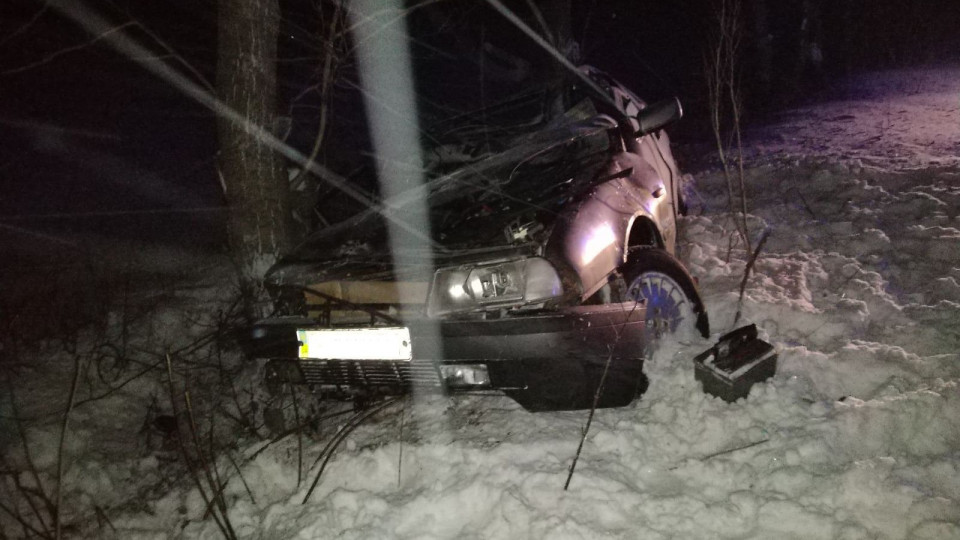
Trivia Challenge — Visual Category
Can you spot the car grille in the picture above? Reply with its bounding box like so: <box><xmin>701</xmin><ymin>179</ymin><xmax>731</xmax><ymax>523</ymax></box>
<box><xmin>298</xmin><ymin>358</ymin><xmax>442</xmax><ymax>388</ymax></box>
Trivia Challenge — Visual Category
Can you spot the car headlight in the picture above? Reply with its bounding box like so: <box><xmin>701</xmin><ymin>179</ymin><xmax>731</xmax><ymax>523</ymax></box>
<box><xmin>427</xmin><ymin>257</ymin><xmax>562</xmax><ymax>317</ymax></box>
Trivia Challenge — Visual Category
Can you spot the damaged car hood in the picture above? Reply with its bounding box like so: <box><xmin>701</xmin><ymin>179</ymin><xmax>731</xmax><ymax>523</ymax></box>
<box><xmin>267</xmin><ymin>113</ymin><xmax>617</xmax><ymax>286</ymax></box>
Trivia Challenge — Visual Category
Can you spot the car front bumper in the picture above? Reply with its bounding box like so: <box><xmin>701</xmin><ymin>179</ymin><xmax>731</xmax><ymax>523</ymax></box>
<box><xmin>240</xmin><ymin>301</ymin><xmax>648</xmax><ymax>411</ymax></box>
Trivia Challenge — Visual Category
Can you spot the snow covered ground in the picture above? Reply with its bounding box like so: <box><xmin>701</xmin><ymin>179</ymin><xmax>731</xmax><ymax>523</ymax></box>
<box><xmin>2</xmin><ymin>65</ymin><xmax>959</xmax><ymax>539</ymax></box>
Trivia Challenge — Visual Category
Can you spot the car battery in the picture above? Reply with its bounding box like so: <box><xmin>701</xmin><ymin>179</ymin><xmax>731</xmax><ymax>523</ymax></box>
<box><xmin>693</xmin><ymin>324</ymin><xmax>777</xmax><ymax>402</ymax></box>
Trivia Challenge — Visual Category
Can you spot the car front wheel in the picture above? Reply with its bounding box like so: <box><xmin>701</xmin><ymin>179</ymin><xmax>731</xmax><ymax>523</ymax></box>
<box><xmin>621</xmin><ymin>248</ymin><xmax>710</xmax><ymax>340</ymax></box>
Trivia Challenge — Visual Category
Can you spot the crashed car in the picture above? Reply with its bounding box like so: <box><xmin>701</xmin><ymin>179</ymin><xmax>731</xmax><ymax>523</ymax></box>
<box><xmin>241</xmin><ymin>66</ymin><xmax>709</xmax><ymax>411</ymax></box>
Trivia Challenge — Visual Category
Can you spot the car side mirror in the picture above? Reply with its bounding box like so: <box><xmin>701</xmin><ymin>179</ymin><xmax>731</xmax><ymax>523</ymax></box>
<box><xmin>635</xmin><ymin>97</ymin><xmax>683</xmax><ymax>136</ymax></box>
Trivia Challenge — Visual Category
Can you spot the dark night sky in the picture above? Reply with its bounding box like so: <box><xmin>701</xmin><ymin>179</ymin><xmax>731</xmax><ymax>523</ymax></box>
<box><xmin>1</xmin><ymin>0</ymin><xmax>957</xmax><ymax>268</ymax></box>
<box><xmin>1</xmin><ymin>0</ymin><xmax>222</xmax><ymax>262</ymax></box>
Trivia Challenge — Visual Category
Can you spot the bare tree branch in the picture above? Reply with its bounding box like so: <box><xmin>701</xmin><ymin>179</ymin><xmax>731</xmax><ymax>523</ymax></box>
<box><xmin>2</xmin><ymin>21</ymin><xmax>137</xmax><ymax>76</ymax></box>
<box><xmin>288</xmin><ymin>0</ymin><xmax>345</xmax><ymax>206</ymax></box>
<box><xmin>0</xmin><ymin>2</ymin><xmax>50</xmax><ymax>48</ymax></box>
<box><xmin>522</xmin><ymin>0</ymin><xmax>555</xmax><ymax>45</ymax></box>
<box><xmin>133</xmin><ymin>21</ymin><xmax>216</xmax><ymax>93</ymax></box>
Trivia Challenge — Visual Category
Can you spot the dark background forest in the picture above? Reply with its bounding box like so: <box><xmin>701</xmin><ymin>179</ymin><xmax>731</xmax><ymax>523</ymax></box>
<box><xmin>1</xmin><ymin>0</ymin><xmax>958</xmax><ymax>267</ymax></box>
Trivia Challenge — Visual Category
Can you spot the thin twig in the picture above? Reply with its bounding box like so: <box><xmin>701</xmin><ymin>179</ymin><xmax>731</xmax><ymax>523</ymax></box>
<box><xmin>0</xmin><ymin>2</ymin><xmax>49</xmax><ymax>48</ymax></box>
<box><xmin>734</xmin><ymin>228</ymin><xmax>771</xmax><ymax>325</ymax></box>
<box><xmin>288</xmin><ymin>0</ymin><xmax>342</xmax><ymax>196</ymax></box>
<box><xmin>244</xmin><ymin>408</ymin><xmax>355</xmax><ymax>463</ymax></box>
<box><xmin>706</xmin><ymin>0</ymin><xmax>751</xmax><ymax>253</ymax></box>
<box><xmin>302</xmin><ymin>398</ymin><xmax>400</xmax><ymax>504</ymax></box>
<box><xmin>184</xmin><ymin>391</ymin><xmax>237</xmax><ymax>540</ymax></box>
<box><xmin>206</xmin><ymin>416</ymin><xmax>223</xmax><ymax>518</ymax></box>
<box><xmin>2</xmin><ymin>22</ymin><xmax>138</xmax><ymax>76</ymax></box>
<box><xmin>54</xmin><ymin>354</ymin><xmax>84</xmax><ymax>540</ymax></box>
<box><xmin>397</xmin><ymin>398</ymin><xmax>405</xmax><ymax>488</ymax></box>
<box><xmin>199</xmin><ymin>475</ymin><xmax>230</xmax><ymax>524</ymax></box>
<box><xmin>782</xmin><ymin>187</ymin><xmax>817</xmax><ymax>219</ymax></box>
<box><xmin>223</xmin><ymin>361</ymin><xmax>257</xmax><ymax>437</ymax></box>
<box><xmin>165</xmin><ymin>355</ymin><xmax>230</xmax><ymax>540</ymax></box>
<box><xmin>72</xmin><ymin>329</ymin><xmax>224</xmax><ymax>410</ymax></box>
<box><xmin>564</xmin><ymin>348</ymin><xmax>614</xmax><ymax>491</ymax></box>
<box><xmin>522</xmin><ymin>0</ymin><xmax>555</xmax><ymax>45</ymax></box>
<box><xmin>0</xmin><ymin>498</ymin><xmax>47</xmax><ymax>539</ymax></box>
<box><xmin>11</xmin><ymin>475</ymin><xmax>51</xmax><ymax>538</ymax></box>
<box><xmin>701</xmin><ymin>438</ymin><xmax>770</xmax><ymax>460</ymax></box>
<box><xmin>727</xmin><ymin>1</ymin><xmax>751</xmax><ymax>255</ymax></box>
<box><xmin>93</xmin><ymin>505</ymin><xmax>116</xmax><ymax>534</ymax></box>
<box><xmin>133</xmin><ymin>22</ymin><xmax>216</xmax><ymax>93</ymax></box>
<box><xmin>226</xmin><ymin>452</ymin><xmax>256</xmax><ymax>506</ymax></box>
<box><xmin>290</xmin><ymin>383</ymin><xmax>303</xmax><ymax>489</ymax></box>
<box><xmin>6</xmin><ymin>386</ymin><xmax>55</xmax><ymax>533</ymax></box>
<box><xmin>67</xmin><ymin>306</ymin><xmax>240</xmax><ymax>415</ymax></box>
<box><xmin>668</xmin><ymin>438</ymin><xmax>770</xmax><ymax>471</ymax></box>
<box><xmin>564</xmin><ymin>300</ymin><xmax>643</xmax><ymax>490</ymax></box>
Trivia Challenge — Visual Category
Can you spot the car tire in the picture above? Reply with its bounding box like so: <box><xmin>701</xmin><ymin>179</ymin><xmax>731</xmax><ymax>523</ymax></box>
<box><xmin>621</xmin><ymin>248</ymin><xmax>710</xmax><ymax>339</ymax></box>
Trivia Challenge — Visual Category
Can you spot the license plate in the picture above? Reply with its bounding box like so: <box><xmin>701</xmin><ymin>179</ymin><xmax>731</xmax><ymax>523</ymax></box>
<box><xmin>297</xmin><ymin>327</ymin><xmax>412</xmax><ymax>361</ymax></box>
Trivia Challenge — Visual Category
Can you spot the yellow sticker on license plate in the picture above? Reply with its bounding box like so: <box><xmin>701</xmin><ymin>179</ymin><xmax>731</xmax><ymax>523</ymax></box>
<box><xmin>296</xmin><ymin>327</ymin><xmax>412</xmax><ymax>361</ymax></box>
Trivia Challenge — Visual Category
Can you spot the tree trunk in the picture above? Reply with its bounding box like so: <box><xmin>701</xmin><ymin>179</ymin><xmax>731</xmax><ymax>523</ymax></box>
<box><xmin>216</xmin><ymin>0</ymin><xmax>290</xmax><ymax>307</ymax></box>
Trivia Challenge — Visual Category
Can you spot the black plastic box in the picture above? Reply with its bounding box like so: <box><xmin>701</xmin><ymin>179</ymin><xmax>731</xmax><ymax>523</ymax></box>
<box><xmin>693</xmin><ymin>324</ymin><xmax>777</xmax><ymax>403</ymax></box>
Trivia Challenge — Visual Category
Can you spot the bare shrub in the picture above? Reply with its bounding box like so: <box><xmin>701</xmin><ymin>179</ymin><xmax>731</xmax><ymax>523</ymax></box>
<box><xmin>705</xmin><ymin>0</ymin><xmax>751</xmax><ymax>255</ymax></box>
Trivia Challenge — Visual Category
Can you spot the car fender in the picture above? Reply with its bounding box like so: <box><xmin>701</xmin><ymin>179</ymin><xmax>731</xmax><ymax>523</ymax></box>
<box><xmin>547</xmin><ymin>151</ymin><xmax>672</xmax><ymax>301</ymax></box>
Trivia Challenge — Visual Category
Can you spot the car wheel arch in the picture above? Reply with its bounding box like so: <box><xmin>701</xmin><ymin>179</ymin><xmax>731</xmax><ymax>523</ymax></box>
<box><xmin>624</xmin><ymin>214</ymin><xmax>665</xmax><ymax>261</ymax></box>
